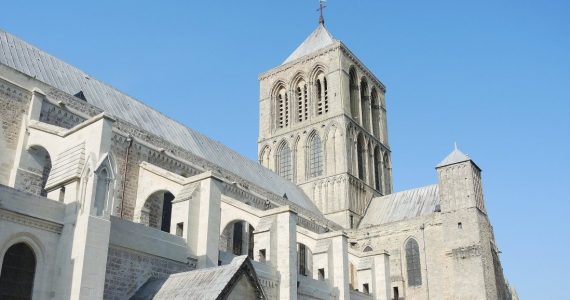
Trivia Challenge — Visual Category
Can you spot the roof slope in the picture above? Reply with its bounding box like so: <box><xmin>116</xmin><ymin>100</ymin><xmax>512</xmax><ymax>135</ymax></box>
<box><xmin>436</xmin><ymin>148</ymin><xmax>470</xmax><ymax>168</ymax></box>
<box><xmin>0</xmin><ymin>29</ymin><xmax>322</xmax><ymax>216</ymax></box>
<box><xmin>282</xmin><ymin>24</ymin><xmax>336</xmax><ymax>65</ymax></box>
<box><xmin>131</xmin><ymin>256</ymin><xmax>265</xmax><ymax>300</ymax></box>
<box><xmin>359</xmin><ymin>185</ymin><xmax>440</xmax><ymax>227</ymax></box>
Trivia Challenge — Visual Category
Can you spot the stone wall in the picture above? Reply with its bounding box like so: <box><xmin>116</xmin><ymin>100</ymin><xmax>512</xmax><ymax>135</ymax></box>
<box><xmin>0</xmin><ymin>78</ymin><xmax>30</xmax><ymax>185</ymax></box>
<box><xmin>39</xmin><ymin>101</ymin><xmax>85</xmax><ymax>129</ymax></box>
<box><xmin>103</xmin><ymin>246</ymin><xmax>195</xmax><ymax>299</ymax></box>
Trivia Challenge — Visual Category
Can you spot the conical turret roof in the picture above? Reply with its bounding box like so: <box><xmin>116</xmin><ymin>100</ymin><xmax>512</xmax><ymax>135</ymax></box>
<box><xmin>282</xmin><ymin>24</ymin><xmax>337</xmax><ymax>65</ymax></box>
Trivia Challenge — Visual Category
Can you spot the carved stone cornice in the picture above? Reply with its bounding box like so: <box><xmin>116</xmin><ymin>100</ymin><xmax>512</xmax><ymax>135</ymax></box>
<box><xmin>0</xmin><ymin>208</ymin><xmax>63</xmax><ymax>234</ymax></box>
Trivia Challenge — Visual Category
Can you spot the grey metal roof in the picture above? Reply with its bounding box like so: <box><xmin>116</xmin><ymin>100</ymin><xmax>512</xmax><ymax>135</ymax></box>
<box><xmin>131</xmin><ymin>256</ymin><xmax>264</xmax><ymax>300</ymax></box>
<box><xmin>0</xmin><ymin>29</ymin><xmax>322</xmax><ymax>216</ymax></box>
<box><xmin>436</xmin><ymin>147</ymin><xmax>470</xmax><ymax>168</ymax></box>
<box><xmin>359</xmin><ymin>185</ymin><xmax>440</xmax><ymax>227</ymax></box>
<box><xmin>282</xmin><ymin>24</ymin><xmax>336</xmax><ymax>65</ymax></box>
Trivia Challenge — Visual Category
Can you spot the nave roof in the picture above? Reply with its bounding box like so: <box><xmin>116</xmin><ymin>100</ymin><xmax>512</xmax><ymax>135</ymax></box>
<box><xmin>0</xmin><ymin>29</ymin><xmax>322</xmax><ymax>216</ymax></box>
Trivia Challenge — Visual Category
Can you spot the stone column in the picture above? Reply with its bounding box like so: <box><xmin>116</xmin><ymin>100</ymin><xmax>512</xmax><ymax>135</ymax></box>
<box><xmin>193</xmin><ymin>174</ymin><xmax>222</xmax><ymax>268</ymax></box>
<box><xmin>372</xmin><ymin>252</ymin><xmax>391</xmax><ymax>300</ymax></box>
<box><xmin>273</xmin><ymin>208</ymin><xmax>297</xmax><ymax>299</ymax></box>
<box><xmin>329</xmin><ymin>232</ymin><xmax>350</xmax><ymax>300</ymax></box>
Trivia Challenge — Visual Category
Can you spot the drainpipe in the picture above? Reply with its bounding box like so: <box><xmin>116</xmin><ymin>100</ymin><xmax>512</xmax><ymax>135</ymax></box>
<box><xmin>420</xmin><ymin>223</ymin><xmax>430</xmax><ymax>300</ymax></box>
<box><xmin>119</xmin><ymin>136</ymin><xmax>133</xmax><ymax>219</ymax></box>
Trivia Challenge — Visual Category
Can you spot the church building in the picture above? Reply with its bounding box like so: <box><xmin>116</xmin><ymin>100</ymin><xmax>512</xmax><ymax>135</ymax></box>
<box><xmin>0</xmin><ymin>16</ymin><xmax>516</xmax><ymax>300</ymax></box>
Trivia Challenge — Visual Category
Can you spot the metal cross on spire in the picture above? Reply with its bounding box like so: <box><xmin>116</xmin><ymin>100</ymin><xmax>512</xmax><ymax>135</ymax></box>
<box><xmin>318</xmin><ymin>0</ymin><xmax>327</xmax><ymax>25</ymax></box>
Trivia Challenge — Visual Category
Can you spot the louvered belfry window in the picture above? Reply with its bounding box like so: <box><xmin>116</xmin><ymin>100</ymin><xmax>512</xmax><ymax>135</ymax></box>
<box><xmin>296</xmin><ymin>82</ymin><xmax>308</xmax><ymax>122</ymax></box>
<box><xmin>277</xmin><ymin>88</ymin><xmax>289</xmax><ymax>128</ymax></box>
<box><xmin>406</xmin><ymin>239</ymin><xmax>422</xmax><ymax>286</ymax></box>
<box><xmin>316</xmin><ymin>75</ymin><xmax>329</xmax><ymax>115</ymax></box>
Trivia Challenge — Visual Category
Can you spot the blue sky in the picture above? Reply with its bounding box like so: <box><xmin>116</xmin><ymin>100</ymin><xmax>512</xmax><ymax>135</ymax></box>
<box><xmin>1</xmin><ymin>1</ymin><xmax>569</xmax><ymax>298</ymax></box>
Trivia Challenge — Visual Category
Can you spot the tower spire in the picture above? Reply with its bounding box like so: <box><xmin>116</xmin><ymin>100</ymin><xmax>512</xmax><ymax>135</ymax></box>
<box><xmin>318</xmin><ymin>0</ymin><xmax>326</xmax><ymax>25</ymax></box>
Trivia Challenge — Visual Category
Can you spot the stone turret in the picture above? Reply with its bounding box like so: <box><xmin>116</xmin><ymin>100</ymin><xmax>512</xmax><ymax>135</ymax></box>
<box><xmin>436</xmin><ymin>146</ymin><xmax>486</xmax><ymax>213</ymax></box>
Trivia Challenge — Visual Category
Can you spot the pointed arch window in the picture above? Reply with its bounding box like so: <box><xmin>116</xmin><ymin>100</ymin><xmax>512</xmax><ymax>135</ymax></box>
<box><xmin>94</xmin><ymin>168</ymin><xmax>110</xmax><ymax>216</ymax></box>
<box><xmin>371</xmin><ymin>88</ymin><xmax>381</xmax><ymax>137</ymax></box>
<box><xmin>316</xmin><ymin>74</ymin><xmax>329</xmax><ymax>115</ymax></box>
<box><xmin>406</xmin><ymin>239</ymin><xmax>422</xmax><ymax>287</ymax></box>
<box><xmin>277</xmin><ymin>87</ymin><xmax>289</xmax><ymax>128</ymax></box>
<box><xmin>308</xmin><ymin>134</ymin><xmax>323</xmax><ymax>178</ymax></box>
<box><xmin>360</xmin><ymin>78</ymin><xmax>370</xmax><ymax>130</ymax></box>
<box><xmin>374</xmin><ymin>147</ymin><xmax>382</xmax><ymax>192</ymax></box>
<box><xmin>349</xmin><ymin>68</ymin><xmax>360</xmax><ymax>121</ymax></box>
<box><xmin>383</xmin><ymin>154</ymin><xmax>390</xmax><ymax>193</ymax></box>
<box><xmin>296</xmin><ymin>81</ymin><xmax>308</xmax><ymax>122</ymax></box>
<box><xmin>277</xmin><ymin>142</ymin><xmax>292</xmax><ymax>181</ymax></box>
<box><xmin>357</xmin><ymin>135</ymin><xmax>365</xmax><ymax>180</ymax></box>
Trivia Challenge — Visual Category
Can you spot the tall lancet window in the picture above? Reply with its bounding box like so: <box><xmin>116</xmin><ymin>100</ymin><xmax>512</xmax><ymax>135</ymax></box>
<box><xmin>316</xmin><ymin>74</ymin><xmax>329</xmax><ymax>115</ymax></box>
<box><xmin>277</xmin><ymin>87</ymin><xmax>289</xmax><ymax>128</ymax></box>
<box><xmin>360</xmin><ymin>78</ymin><xmax>370</xmax><ymax>130</ymax></box>
<box><xmin>308</xmin><ymin>133</ymin><xmax>323</xmax><ymax>178</ymax></box>
<box><xmin>277</xmin><ymin>142</ymin><xmax>292</xmax><ymax>181</ymax></box>
<box><xmin>349</xmin><ymin>67</ymin><xmax>360</xmax><ymax>121</ymax></box>
<box><xmin>94</xmin><ymin>168</ymin><xmax>110</xmax><ymax>216</ymax></box>
<box><xmin>371</xmin><ymin>88</ymin><xmax>381</xmax><ymax>137</ymax></box>
<box><xmin>374</xmin><ymin>147</ymin><xmax>382</xmax><ymax>192</ymax></box>
<box><xmin>406</xmin><ymin>239</ymin><xmax>422</xmax><ymax>287</ymax></box>
<box><xmin>357</xmin><ymin>134</ymin><xmax>365</xmax><ymax>180</ymax></box>
<box><xmin>296</xmin><ymin>80</ymin><xmax>308</xmax><ymax>122</ymax></box>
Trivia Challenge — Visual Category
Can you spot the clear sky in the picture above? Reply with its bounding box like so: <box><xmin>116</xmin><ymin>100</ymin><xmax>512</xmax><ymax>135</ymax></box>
<box><xmin>1</xmin><ymin>0</ymin><xmax>569</xmax><ymax>298</ymax></box>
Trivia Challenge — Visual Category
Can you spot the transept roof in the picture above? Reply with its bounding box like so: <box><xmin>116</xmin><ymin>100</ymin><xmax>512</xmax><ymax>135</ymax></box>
<box><xmin>359</xmin><ymin>184</ymin><xmax>440</xmax><ymax>227</ymax></box>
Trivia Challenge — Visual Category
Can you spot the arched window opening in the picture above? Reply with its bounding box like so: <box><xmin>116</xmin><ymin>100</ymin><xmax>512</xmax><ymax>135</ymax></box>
<box><xmin>161</xmin><ymin>192</ymin><xmax>174</xmax><ymax>232</ymax></box>
<box><xmin>296</xmin><ymin>81</ymin><xmax>308</xmax><ymax>122</ymax></box>
<box><xmin>406</xmin><ymin>239</ymin><xmax>422</xmax><ymax>287</ymax></box>
<box><xmin>371</xmin><ymin>88</ymin><xmax>381</xmax><ymax>138</ymax></box>
<box><xmin>316</xmin><ymin>74</ymin><xmax>329</xmax><ymax>115</ymax></box>
<box><xmin>142</xmin><ymin>191</ymin><xmax>175</xmax><ymax>233</ymax></box>
<box><xmin>363</xmin><ymin>245</ymin><xmax>373</xmax><ymax>252</ymax></box>
<box><xmin>357</xmin><ymin>135</ymin><xmax>365</xmax><ymax>180</ymax></box>
<box><xmin>374</xmin><ymin>147</ymin><xmax>382</xmax><ymax>192</ymax></box>
<box><xmin>259</xmin><ymin>146</ymin><xmax>271</xmax><ymax>167</ymax></box>
<box><xmin>360</xmin><ymin>78</ymin><xmax>370</xmax><ymax>130</ymax></box>
<box><xmin>308</xmin><ymin>134</ymin><xmax>323</xmax><ymax>178</ymax></box>
<box><xmin>94</xmin><ymin>168</ymin><xmax>110</xmax><ymax>216</ymax></box>
<box><xmin>0</xmin><ymin>243</ymin><xmax>36</xmax><ymax>300</ymax></box>
<box><xmin>219</xmin><ymin>221</ymin><xmax>255</xmax><ymax>260</ymax></box>
<box><xmin>383</xmin><ymin>154</ymin><xmax>390</xmax><ymax>193</ymax></box>
<box><xmin>349</xmin><ymin>68</ymin><xmax>359</xmax><ymax>121</ymax></box>
<box><xmin>26</xmin><ymin>146</ymin><xmax>52</xmax><ymax>197</ymax></box>
<box><xmin>297</xmin><ymin>243</ymin><xmax>312</xmax><ymax>277</ymax></box>
<box><xmin>324</xmin><ymin>78</ymin><xmax>329</xmax><ymax>113</ymax></box>
<box><xmin>276</xmin><ymin>87</ymin><xmax>289</xmax><ymax>128</ymax></box>
<box><xmin>277</xmin><ymin>142</ymin><xmax>292</xmax><ymax>181</ymax></box>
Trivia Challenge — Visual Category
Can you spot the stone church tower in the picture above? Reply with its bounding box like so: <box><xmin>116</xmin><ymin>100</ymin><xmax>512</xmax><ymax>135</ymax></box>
<box><xmin>257</xmin><ymin>23</ymin><xmax>392</xmax><ymax>228</ymax></box>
